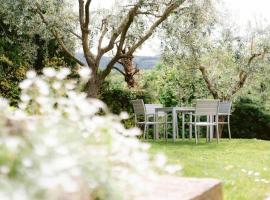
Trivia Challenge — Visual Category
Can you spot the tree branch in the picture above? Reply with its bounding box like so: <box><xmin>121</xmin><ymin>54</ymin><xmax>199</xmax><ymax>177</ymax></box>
<box><xmin>97</xmin><ymin>19</ymin><xmax>108</xmax><ymax>54</ymax></box>
<box><xmin>113</xmin><ymin>66</ymin><xmax>126</xmax><ymax>76</ymax></box>
<box><xmin>78</xmin><ymin>0</ymin><xmax>96</xmax><ymax>70</ymax></box>
<box><xmin>96</xmin><ymin>3</ymin><xmax>141</xmax><ymax>64</ymax></box>
<box><xmin>198</xmin><ymin>65</ymin><xmax>220</xmax><ymax>99</ymax></box>
<box><xmin>229</xmin><ymin>50</ymin><xmax>267</xmax><ymax>98</ymax></box>
<box><xmin>85</xmin><ymin>0</ymin><xmax>92</xmax><ymax>27</ymax></box>
<box><xmin>100</xmin><ymin>1</ymin><xmax>186</xmax><ymax>80</ymax></box>
<box><xmin>127</xmin><ymin>1</ymin><xmax>185</xmax><ymax>55</ymax></box>
<box><xmin>66</xmin><ymin>29</ymin><xmax>82</xmax><ymax>39</ymax></box>
<box><xmin>34</xmin><ymin>3</ymin><xmax>84</xmax><ymax>66</ymax></box>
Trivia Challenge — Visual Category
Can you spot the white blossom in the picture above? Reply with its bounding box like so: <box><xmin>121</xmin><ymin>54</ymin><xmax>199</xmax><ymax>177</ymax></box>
<box><xmin>0</xmin><ymin>165</ymin><xmax>10</xmax><ymax>175</ymax></box>
<box><xmin>19</xmin><ymin>79</ymin><xmax>33</xmax><ymax>89</ymax></box>
<box><xmin>26</xmin><ymin>70</ymin><xmax>36</xmax><ymax>79</ymax></box>
<box><xmin>57</xmin><ymin>68</ymin><xmax>70</xmax><ymax>80</ymax></box>
<box><xmin>0</xmin><ymin>68</ymin><xmax>181</xmax><ymax>200</ymax></box>
<box><xmin>78</xmin><ymin>67</ymin><xmax>91</xmax><ymax>80</ymax></box>
<box><xmin>43</xmin><ymin>67</ymin><xmax>56</xmax><ymax>78</ymax></box>
<box><xmin>120</xmin><ymin>111</ymin><xmax>129</xmax><ymax>120</ymax></box>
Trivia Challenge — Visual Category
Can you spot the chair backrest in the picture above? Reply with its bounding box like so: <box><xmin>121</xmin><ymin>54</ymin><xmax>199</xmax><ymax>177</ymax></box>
<box><xmin>195</xmin><ymin>99</ymin><xmax>220</xmax><ymax>116</ymax></box>
<box><xmin>131</xmin><ymin>99</ymin><xmax>146</xmax><ymax>115</ymax></box>
<box><xmin>218</xmin><ymin>101</ymin><xmax>232</xmax><ymax>115</ymax></box>
<box><xmin>145</xmin><ymin>104</ymin><xmax>163</xmax><ymax>115</ymax></box>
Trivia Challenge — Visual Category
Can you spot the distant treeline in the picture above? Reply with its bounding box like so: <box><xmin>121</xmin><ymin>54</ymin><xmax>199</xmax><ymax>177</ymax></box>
<box><xmin>76</xmin><ymin>53</ymin><xmax>160</xmax><ymax>70</ymax></box>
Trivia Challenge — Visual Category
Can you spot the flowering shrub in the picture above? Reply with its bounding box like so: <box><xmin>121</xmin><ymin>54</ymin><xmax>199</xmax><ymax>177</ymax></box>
<box><xmin>0</xmin><ymin>67</ymin><xmax>180</xmax><ymax>200</ymax></box>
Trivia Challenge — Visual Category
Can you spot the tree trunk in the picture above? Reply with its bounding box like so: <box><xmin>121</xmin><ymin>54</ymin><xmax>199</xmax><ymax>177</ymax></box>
<box><xmin>119</xmin><ymin>54</ymin><xmax>139</xmax><ymax>88</ymax></box>
<box><xmin>218</xmin><ymin>116</ymin><xmax>226</xmax><ymax>138</ymax></box>
<box><xmin>86</xmin><ymin>76</ymin><xmax>101</xmax><ymax>98</ymax></box>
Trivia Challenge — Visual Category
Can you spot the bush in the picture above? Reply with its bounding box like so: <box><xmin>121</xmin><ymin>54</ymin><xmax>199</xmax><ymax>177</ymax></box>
<box><xmin>0</xmin><ymin>67</ymin><xmax>180</xmax><ymax>200</ymax></box>
<box><xmin>229</xmin><ymin>98</ymin><xmax>270</xmax><ymax>140</ymax></box>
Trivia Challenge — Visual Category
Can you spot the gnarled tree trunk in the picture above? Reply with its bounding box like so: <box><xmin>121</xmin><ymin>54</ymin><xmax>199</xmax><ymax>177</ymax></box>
<box><xmin>114</xmin><ymin>51</ymin><xmax>139</xmax><ymax>88</ymax></box>
<box><xmin>86</xmin><ymin>76</ymin><xmax>101</xmax><ymax>98</ymax></box>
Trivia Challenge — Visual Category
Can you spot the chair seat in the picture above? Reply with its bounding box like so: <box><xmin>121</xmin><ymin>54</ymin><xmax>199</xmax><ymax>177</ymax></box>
<box><xmin>218</xmin><ymin>113</ymin><xmax>231</xmax><ymax>116</ymax></box>
<box><xmin>191</xmin><ymin>122</ymin><xmax>217</xmax><ymax>126</ymax></box>
<box><xmin>137</xmin><ymin>121</ymin><xmax>165</xmax><ymax>125</ymax></box>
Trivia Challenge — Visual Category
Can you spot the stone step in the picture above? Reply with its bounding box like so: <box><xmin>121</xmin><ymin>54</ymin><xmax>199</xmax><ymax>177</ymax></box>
<box><xmin>136</xmin><ymin>176</ymin><xmax>222</xmax><ymax>200</ymax></box>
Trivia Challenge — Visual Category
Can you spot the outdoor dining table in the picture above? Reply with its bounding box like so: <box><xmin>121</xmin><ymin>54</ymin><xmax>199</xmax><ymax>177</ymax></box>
<box><xmin>154</xmin><ymin>107</ymin><xmax>195</xmax><ymax>142</ymax></box>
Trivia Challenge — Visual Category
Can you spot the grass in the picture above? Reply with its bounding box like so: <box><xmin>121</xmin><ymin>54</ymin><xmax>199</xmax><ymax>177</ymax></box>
<box><xmin>149</xmin><ymin>139</ymin><xmax>270</xmax><ymax>200</ymax></box>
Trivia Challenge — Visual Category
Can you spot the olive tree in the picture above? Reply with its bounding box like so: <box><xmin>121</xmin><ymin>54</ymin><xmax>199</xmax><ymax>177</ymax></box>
<box><xmin>161</xmin><ymin>3</ymin><xmax>270</xmax><ymax>100</ymax></box>
<box><xmin>0</xmin><ymin>0</ymin><xmax>215</xmax><ymax>97</ymax></box>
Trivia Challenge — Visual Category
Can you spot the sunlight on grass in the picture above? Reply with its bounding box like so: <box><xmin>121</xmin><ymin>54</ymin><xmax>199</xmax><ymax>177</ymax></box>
<box><xmin>149</xmin><ymin>139</ymin><xmax>270</xmax><ymax>200</ymax></box>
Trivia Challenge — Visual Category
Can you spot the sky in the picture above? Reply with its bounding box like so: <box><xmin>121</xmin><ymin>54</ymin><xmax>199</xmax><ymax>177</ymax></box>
<box><xmin>78</xmin><ymin>0</ymin><xmax>270</xmax><ymax>56</ymax></box>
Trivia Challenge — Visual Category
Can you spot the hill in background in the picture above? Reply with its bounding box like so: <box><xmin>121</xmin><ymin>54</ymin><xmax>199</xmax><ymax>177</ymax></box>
<box><xmin>76</xmin><ymin>52</ymin><xmax>160</xmax><ymax>70</ymax></box>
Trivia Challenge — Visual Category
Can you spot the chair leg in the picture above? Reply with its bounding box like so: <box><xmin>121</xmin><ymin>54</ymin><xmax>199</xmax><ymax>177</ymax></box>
<box><xmin>228</xmin><ymin>116</ymin><xmax>231</xmax><ymax>140</ymax></box>
<box><xmin>163</xmin><ymin>119</ymin><xmax>166</xmax><ymax>141</ymax></box>
<box><xmin>143</xmin><ymin>124</ymin><xmax>147</xmax><ymax>140</ymax></box>
<box><xmin>216</xmin><ymin>123</ymin><xmax>219</xmax><ymax>144</ymax></box>
<box><xmin>176</xmin><ymin>114</ymin><xmax>179</xmax><ymax>139</ymax></box>
<box><xmin>182</xmin><ymin>112</ymin><xmax>185</xmax><ymax>140</ymax></box>
<box><xmin>146</xmin><ymin>124</ymin><xmax>149</xmax><ymax>140</ymax></box>
<box><xmin>189</xmin><ymin>112</ymin><xmax>192</xmax><ymax>140</ymax></box>
<box><xmin>195</xmin><ymin>125</ymin><xmax>198</xmax><ymax>144</ymax></box>
<box><xmin>206</xmin><ymin>125</ymin><xmax>209</xmax><ymax>143</ymax></box>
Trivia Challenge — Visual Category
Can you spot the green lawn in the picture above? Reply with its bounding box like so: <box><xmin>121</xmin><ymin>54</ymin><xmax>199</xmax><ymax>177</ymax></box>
<box><xmin>149</xmin><ymin>139</ymin><xmax>270</xmax><ymax>200</ymax></box>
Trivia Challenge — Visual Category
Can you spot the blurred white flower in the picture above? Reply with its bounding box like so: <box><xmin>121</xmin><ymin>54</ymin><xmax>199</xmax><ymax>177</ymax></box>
<box><xmin>35</xmin><ymin>80</ymin><xmax>49</xmax><ymax>96</ymax></box>
<box><xmin>0</xmin><ymin>165</ymin><xmax>10</xmax><ymax>175</ymax></box>
<box><xmin>52</xmin><ymin>81</ymin><xmax>62</xmax><ymax>90</ymax></box>
<box><xmin>57</xmin><ymin>68</ymin><xmax>70</xmax><ymax>80</ymax></box>
<box><xmin>43</xmin><ymin>67</ymin><xmax>56</xmax><ymax>77</ymax></box>
<box><xmin>5</xmin><ymin>137</ymin><xmax>21</xmax><ymax>152</ymax></box>
<box><xmin>78</xmin><ymin>67</ymin><xmax>91</xmax><ymax>80</ymax></box>
<box><xmin>65</xmin><ymin>82</ymin><xmax>76</xmax><ymax>90</ymax></box>
<box><xmin>35</xmin><ymin>146</ymin><xmax>47</xmax><ymax>156</ymax></box>
<box><xmin>22</xmin><ymin>158</ymin><xmax>33</xmax><ymax>168</ymax></box>
<box><xmin>154</xmin><ymin>153</ymin><xmax>167</xmax><ymax>168</ymax></box>
<box><xmin>0</xmin><ymin>68</ymin><xmax>181</xmax><ymax>200</ymax></box>
<box><xmin>19</xmin><ymin>79</ymin><xmax>33</xmax><ymax>89</ymax></box>
<box><xmin>21</xmin><ymin>94</ymin><xmax>30</xmax><ymax>102</ymax></box>
<box><xmin>26</xmin><ymin>70</ymin><xmax>36</xmax><ymax>79</ymax></box>
<box><xmin>164</xmin><ymin>165</ymin><xmax>182</xmax><ymax>174</ymax></box>
<box><xmin>120</xmin><ymin>112</ymin><xmax>129</xmax><ymax>120</ymax></box>
<box><xmin>254</xmin><ymin>172</ymin><xmax>260</xmax><ymax>176</ymax></box>
<box><xmin>0</xmin><ymin>98</ymin><xmax>8</xmax><ymax>107</ymax></box>
<box><xmin>36</xmin><ymin>97</ymin><xmax>49</xmax><ymax>106</ymax></box>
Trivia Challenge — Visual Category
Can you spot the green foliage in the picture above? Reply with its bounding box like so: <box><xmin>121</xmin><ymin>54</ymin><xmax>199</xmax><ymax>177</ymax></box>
<box><xmin>143</xmin><ymin>63</ymin><xmax>210</xmax><ymax>107</ymax></box>
<box><xmin>100</xmin><ymin>78</ymin><xmax>152</xmax><ymax>128</ymax></box>
<box><xmin>229</xmin><ymin>98</ymin><xmax>270</xmax><ymax>140</ymax></box>
<box><xmin>0</xmin><ymin>55</ymin><xmax>27</xmax><ymax>106</ymax></box>
<box><xmin>0</xmin><ymin>8</ymin><xmax>77</xmax><ymax>105</ymax></box>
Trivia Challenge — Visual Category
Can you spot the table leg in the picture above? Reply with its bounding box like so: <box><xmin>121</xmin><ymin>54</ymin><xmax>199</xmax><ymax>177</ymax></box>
<box><xmin>154</xmin><ymin>111</ymin><xmax>158</xmax><ymax>140</ymax></box>
<box><xmin>182</xmin><ymin>112</ymin><xmax>185</xmax><ymax>140</ymax></box>
<box><xmin>210</xmin><ymin>115</ymin><xmax>213</xmax><ymax>141</ymax></box>
<box><xmin>189</xmin><ymin>112</ymin><xmax>192</xmax><ymax>140</ymax></box>
<box><xmin>173</xmin><ymin>109</ymin><xmax>176</xmax><ymax>142</ymax></box>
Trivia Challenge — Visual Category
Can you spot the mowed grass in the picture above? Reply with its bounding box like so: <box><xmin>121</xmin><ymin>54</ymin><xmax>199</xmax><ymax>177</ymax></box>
<box><xmin>149</xmin><ymin>139</ymin><xmax>270</xmax><ymax>200</ymax></box>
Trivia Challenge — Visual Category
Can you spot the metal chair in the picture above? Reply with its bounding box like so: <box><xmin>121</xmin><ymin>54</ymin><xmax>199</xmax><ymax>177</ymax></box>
<box><xmin>192</xmin><ymin>99</ymin><xmax>220</xmax><ymax>144</ymax></box>
<box><xmin>145</xmin><ymin>104</ymin><xmax>170</xmax><ymax>140</ymax></box>
<box><xmin>218</xmin><ymin>101</ymin><xmax>232</xmax><ymax>139</ymax></box>
<box><xmin>131</xmin><ymin>100</ymin><xmax>167</xmax><ymax>140</ymax></box>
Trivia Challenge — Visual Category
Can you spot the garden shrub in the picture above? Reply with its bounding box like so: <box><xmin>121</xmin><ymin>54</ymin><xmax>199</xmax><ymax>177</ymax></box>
<box><xmin>228</xmin><ymin>98</ymin><xmax>270</xmax><ymax>140</ymax></box>
<box><xmin>0</xmin><ymin>67</ymin><xmax>180</xmax><ymax>199</ymax></box>
<box><xmin>0</xmin><ymin>55</ymin><xmax>28</xmax><ymax>106</ymax></box>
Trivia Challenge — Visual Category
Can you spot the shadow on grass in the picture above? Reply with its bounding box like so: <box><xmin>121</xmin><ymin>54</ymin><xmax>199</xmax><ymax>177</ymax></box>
<box><xmin>145</xmin><ymin>139</ymin><xmax>233</xmax><ymax>150</ymax></box>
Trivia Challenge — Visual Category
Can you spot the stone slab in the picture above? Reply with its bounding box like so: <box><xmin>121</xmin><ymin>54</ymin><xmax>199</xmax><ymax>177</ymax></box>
<box><xmin>135</xmin><ymin>176</ymin><xmax>222</xmax><ymax>200</ymax></box>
